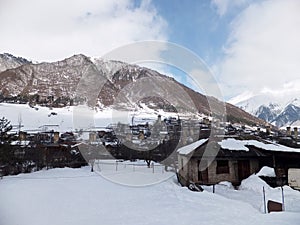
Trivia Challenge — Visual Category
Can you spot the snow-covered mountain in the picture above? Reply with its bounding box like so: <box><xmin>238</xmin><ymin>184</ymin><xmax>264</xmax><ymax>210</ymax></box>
<box><xmin>0</xmin><ymin>53</ymin><xmax>30</xmax><ymax>73</ymax></box>
<box><xmin>231</xmin><ymin>93</ymin><xmax>300</xmax><ymax>128</ymax></box>
<box><xmin>0</xmin><ymin>53</ymin><xmax>266</xmax><ymax>126</ymax></box>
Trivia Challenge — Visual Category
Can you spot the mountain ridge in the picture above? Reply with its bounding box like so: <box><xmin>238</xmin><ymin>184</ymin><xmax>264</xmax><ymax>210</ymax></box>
<box><xmin>0</xmin><ymin>53</ymin><xmax>266</xmax><ymax>127</ymax></box>
<box><xmin>233</xmin><ymin>93</ymin><xmax>300</xmax><ymax>128</ymax></box>
<box><xmin>0</xmin><ymin>53</ymin><xmax>31</xmax><ymax>73</ymax></box>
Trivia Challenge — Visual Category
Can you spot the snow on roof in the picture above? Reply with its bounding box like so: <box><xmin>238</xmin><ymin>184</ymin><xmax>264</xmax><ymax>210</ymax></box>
<box><xmin>256</xmin><ymin>166</ymin><xmax>276</xmax><ymax>177</ymax></box>
<box><xmin>177</xmin><ymin>138</ymin><xmax>208</xmax><ymax>155</ymax></box>
<box><xmin>10</xmin><ymin>140</ymin><xmax>30</xmax><ymax>146</ymax></box>
<box><xmin>218</xmin><ymin>138</ymin><xmax>300</xmax><ymax>153</ymax></box>
<box><xmin>218</xmin><ymin>138</ymin><xmax>249</xmax><ymax>151</ymax></box>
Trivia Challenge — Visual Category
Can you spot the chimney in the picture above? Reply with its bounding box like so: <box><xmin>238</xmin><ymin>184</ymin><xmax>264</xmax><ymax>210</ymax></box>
<box><xmin>138</xmin><ymin>131</ymin><xmax>145</xmax><ymax>140</ymax></box>
<box><xmin>286</xmin><ymin>127</ymin><xmax>291</xmax><ymax>136</ymax></box>
<box><xmin>53</xmin><ymin>132</ymin><xmax>59</xmax><ymax>143</ymax></box>
<box><xmin>294</xmin><ymin>127</ymin><xmax>298</xmax><ymax>139</ymax></box>
<box><xmin>89</xmin><ymin>132</ymin><xmax>97</xmax><ymax>142</ymax></box>
<box><xmin>157</xmin><ymin>115</ymin><xmax>161</xmax><ymax>124</ymax></box>
<box><xmin>203</xmin><ymin>118</ymin><xmax>209</xmax><ymax>125</ymax></box>
<box><xmin>126</xmin><ymin>133</ymin><xmax>132</xmax><ymax>141</ymax></box>
<box><xmin>215</xmin><ymin>119</ymin><xmax>220</xmax><ymax>128</ymax></box>
<box><xmin>19</xmin><ymin>131</ymin><xmax>26</xmax><ymax>141</ymax></box>
<box><xmin>266</xmin><ymin>126</ymin><xmax>271</xmax><ymax>135</ymax></box>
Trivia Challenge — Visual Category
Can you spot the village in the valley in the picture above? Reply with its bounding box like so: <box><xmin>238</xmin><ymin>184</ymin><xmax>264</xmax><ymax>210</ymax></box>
<box><xmin>2</xmin><ymin>1</ymin><xmax>300</xmax><ymax>224</ymax></box>
<box><xmin>1</xmin><ymin>111</ymin><xmax>300</xmax><ymax>195</ymax></box>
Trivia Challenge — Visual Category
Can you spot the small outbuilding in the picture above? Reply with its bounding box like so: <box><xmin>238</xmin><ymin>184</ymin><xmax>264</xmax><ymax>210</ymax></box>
<box><xmin>177</xmin><ymin>138</ymin><xmax>269</xmax><ymax>186</ymax></box>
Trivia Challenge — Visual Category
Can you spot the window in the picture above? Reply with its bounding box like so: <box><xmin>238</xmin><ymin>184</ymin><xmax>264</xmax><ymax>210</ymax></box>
<box><xmin>216</xmin><ymin>160</ymin><xmax>229</xmax><ymax>174</ymax></box>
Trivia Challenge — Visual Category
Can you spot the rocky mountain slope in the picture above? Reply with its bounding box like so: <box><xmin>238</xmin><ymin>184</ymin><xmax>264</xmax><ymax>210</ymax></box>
<box><xmin>0</xmin><ymin>54</ymin><xmax>265</xmax><ymax>126</ymax></box>
<box><xmin>0</xmin><ymin>53</ymin><xmax>31</xmax><ymax>73</ymax></box>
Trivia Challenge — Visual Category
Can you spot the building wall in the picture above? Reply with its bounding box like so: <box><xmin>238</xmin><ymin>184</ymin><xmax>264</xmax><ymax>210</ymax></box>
<box><xmin>178</xmin><ymin>155</ymin><xmax>190</xmax><ymax>181</ymax></box>
<box><xmin>250</xmin><ymin>160</ymin><xmax>260</xmax><ymax>174</ymax></box>
<box><xmin>206</xmin><ymin>160</ymin><xmax>238</xmax><ymax>184</ymax></box>
<box><xmin>178</xmin><ymin>154</ymin><xmax>260</xmax><ymax>185</ymax></box>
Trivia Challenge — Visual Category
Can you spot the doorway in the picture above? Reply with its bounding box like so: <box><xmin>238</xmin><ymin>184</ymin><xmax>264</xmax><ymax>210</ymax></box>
<box><xmin>198</xmin><ymin>160</ymin><xmax>208</xmax><ymax>183</ymax></box>
<box><xmin>238</xmin><ymin>160</ymin><xmax>250</xmax><ymax>181</ymax></box>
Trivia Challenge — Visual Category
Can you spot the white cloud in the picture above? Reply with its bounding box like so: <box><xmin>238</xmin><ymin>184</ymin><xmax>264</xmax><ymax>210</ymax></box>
<box><xmin>0</xmin><ymin>0</ymin><xmax>167</xmax><ymax>62</ymax></box>
<box><xmin>261</xmin><ymin>79</ymin><xmax>300</xmax><ymax>96</ymax></box>
<box><xmin>217</xmin><ymin>0</ymin><xmax>300</xmax><ymax>99</ymax></box>
<box><xmin>227</xmin><ymin>90</ymin><xmax>254</xmax><ymax>105</ymax></box>
<box><xmin>211</xmin><ymin>0</ymin><xmax>247</xmax><ymax>16</ymax></box>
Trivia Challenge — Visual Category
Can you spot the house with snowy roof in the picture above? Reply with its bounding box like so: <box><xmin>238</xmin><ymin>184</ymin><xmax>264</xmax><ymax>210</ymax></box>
<box><xmin>177</xmin><ymin>137</ymin><xmax>300</xmax><ymax>187</ymax></box>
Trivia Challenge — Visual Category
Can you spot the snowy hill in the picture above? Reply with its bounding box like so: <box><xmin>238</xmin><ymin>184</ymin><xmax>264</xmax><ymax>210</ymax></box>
<box><xmin>231</xmin><ymin>93</ymin><xmax>300</xmax><ymax>128</ymax></box>
<box><xmin>0</xmin><ymin>166</ymin><xmax>300</xmax><ymax>225</ymax></box>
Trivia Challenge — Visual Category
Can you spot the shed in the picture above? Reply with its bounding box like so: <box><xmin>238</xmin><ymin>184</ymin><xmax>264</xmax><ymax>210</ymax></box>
<box><xmin>177</xmin><ymin>138</ymin><xmax>269</xmax><ymax>186</ymax></box>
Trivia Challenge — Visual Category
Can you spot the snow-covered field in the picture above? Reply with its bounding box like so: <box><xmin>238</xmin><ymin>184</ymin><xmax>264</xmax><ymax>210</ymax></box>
<box><xmin>94</xmin><ymin>160</ymin><xmax>174</xmax><ymax>186</ymax></box>
<box><xmin>0</xmin><ymin>103</ymin><xmax>201</xmax><ymax>133</ymax></box>
<box><xmin>0</xmin><ymin>103</ymin><xmax>113</xmax><ymax>132</ymax></box>
<box><xmin>1</xmin><ymin>166</ymin><xmax>300</xmax><ymax>225</ymax></box>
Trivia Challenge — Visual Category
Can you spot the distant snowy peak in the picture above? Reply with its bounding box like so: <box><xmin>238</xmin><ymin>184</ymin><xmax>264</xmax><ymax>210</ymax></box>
<box><xmin>233</xmin><ymin>93</ymin><xmax>300</xmax><ymax>128</ymax></box>
<box><xmin>0</xmin><ymin>53</ymin><xmax>31</xmax><ymax>73</ymax></box>
<box><xmin>254</xmin><ymin>104</ymin><xmax>278</xmax><ymax>123</ymax></box>
<box><xmin>274</xmin><ymin>104</ymin><xmax>300</xmax><ymax>128</ymax></box>
<box><xmin>288</xmin><ymin>98</ymin><xmax>300</xmax><ymax>107</ymax></box>
<box><xmin>234</xmin><ymin>94</ymin><xmax>278</xmax><ymax>114</ymax></box>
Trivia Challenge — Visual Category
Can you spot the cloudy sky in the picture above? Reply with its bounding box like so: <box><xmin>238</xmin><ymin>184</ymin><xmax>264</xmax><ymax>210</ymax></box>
<box><xmin>0</xmin><ymin>0</ymin><xmax>299</xmax><ymax>101</ymax></box>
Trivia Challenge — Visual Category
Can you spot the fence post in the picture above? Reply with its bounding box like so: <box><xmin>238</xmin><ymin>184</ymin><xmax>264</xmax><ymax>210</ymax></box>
<box><xmin>152</xmin><ymin>162</ymin><xmax>154</xmax><ymax>173</ymax></box>
<box><xmin>213</xmin><ymin>184</ymin><xmax>215</xmax><ymax>193</ymax></box>
<box><xmin>97</xmin><ymin>161</ymin><xmax>101</xmax><ymax>172</ymax></box>
<box><xmin>281</xmin><ymin>186</ymin><xmax>285</xmax><ymax>211</ymax></box>
<box><xmin>116</xmin><ymin>161</ymin><xmax>118</xmax><ymax>171</ymax></box>
<box><xmin>91</xmin><ymin>160</ymin><xmax>94</xmax><ymax>172</ymax></box>
<box><xmin>263</xmin><ymin>186</ymin><xmax>267</xmax><ymax>214</ymax></box>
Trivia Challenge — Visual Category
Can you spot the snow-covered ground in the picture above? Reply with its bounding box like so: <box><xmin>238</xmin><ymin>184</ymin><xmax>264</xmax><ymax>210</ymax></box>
<box><xmin>1</xmin><ymin>166</ymin><xmax>300</xmax><ymax>225</ymax></box>
<box><xmin>0</xmin><ymin>103</ymin><xmax>203</xmax><ymax>133</ymax></box>
<box><xmin>203</xmin><ymin>175</ymin><xmax>300</xmax><ymax>214</ymax></box>
<box><xmin>0</xmin><ymin>103</ymin><xmax>113</xmax><ymax>132</ymax></box>
<box><xmin>94</xmin><ymin>160</ymin><xmax>174</xmax><ymax>186</ymax></box>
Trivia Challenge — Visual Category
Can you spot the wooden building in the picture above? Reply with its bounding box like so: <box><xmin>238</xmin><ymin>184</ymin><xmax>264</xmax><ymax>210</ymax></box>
<box><xmin>177</xmin><ymin>138</ymin><xmax>266</xmax><ymax>186</ymax></box>
<box><xmin>177</xmin><ymin>137</ymin><xmax>300</xmax><ymax>187</ymax></box>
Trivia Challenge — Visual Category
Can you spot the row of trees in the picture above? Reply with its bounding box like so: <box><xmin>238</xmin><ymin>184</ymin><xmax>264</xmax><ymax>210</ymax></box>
<box><xmin>0</xmin><ymin>117</ymin><xmax>12</xmax><ymax>143</ymax></box>
<box><xmin>0</xmin><ymin>117</ymin><xmax>15</xmax><ymax>176</ymax></box>
<box><xmin>0</xmin><ymin>93</ymin><xmax>86</xmax><ymax>108</ymax></box>
<box><xmin>0</xmin><ymin>117</ymin><xmax>88</xmax><ymax>176</ymax></box>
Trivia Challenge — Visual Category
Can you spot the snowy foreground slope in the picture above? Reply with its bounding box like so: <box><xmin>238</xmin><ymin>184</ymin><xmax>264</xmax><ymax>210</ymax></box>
<box><xmin>1</xmin><ymin>167</ymin><xmax>300</xmax><ymax>225</ymax></box>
